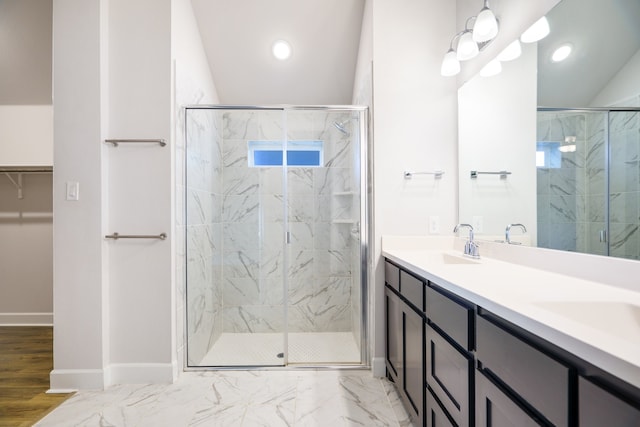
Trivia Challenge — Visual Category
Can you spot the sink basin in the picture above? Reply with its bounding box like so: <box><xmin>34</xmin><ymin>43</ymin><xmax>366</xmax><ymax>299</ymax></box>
<box><xmin>439</xmin><ymin>253</ymin><xmax>480</xmax><ymax>265</ymax></box>
<box><xmin>533</xmin><ymin>301</ymin><xmax>640</xmax><ymax>341</ymax></box>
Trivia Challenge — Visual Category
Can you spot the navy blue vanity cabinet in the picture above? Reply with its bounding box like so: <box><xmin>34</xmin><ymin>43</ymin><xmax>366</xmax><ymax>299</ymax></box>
<box><xmin>385</xmin><ymin>260</ymin><xmax>425</xmax><ymax>427</ymax></box>
<box><xmin>425</xmin><ymin>285</ymin><xmax>474</xmax><ymax>427</ymax></box>
<box><xmin>578</xmin><ymin>376</ymin><xmax>640</xmax><ymax>426</ymax></box>
<box><xmin>476</xmin><ymin>314</ymin><xmax>571</xmax><ymax>427</ymax></box>
<box><xmin>475</xmin><ymin>369</ymin><xmax>540</xmax><ymax>427</ymax></box>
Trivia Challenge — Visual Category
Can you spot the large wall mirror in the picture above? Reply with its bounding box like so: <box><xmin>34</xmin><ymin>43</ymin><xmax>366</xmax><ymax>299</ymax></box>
<box><xmin>458</xmin><ymin>0</ymin><xmax>640</xmax><ymax>260</ymax></box>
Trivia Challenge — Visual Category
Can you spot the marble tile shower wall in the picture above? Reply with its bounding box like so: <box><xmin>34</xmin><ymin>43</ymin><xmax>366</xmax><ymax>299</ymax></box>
<box><xmin>186</xmin><ymin>109</ymin><xmax>224</xmax><ymax>365</ymax></box>
<box><xmin>537</xmin><ymin>112</ymin><xmax>588</xmax><ymax>252</ymax></box>
<box><xmin>608</xmin><ymin>111</ymin><xmax>640</xmax><ymax>259</ymax></box>
<box><xmin>537</xmin><ymin>111</ymin><xmax>640</xmax><ymax>259</ymax></box>
<box><xmin>221</xmin><ymin>111</ymin><xmax>358</xmax><ymax>334</ymax></box>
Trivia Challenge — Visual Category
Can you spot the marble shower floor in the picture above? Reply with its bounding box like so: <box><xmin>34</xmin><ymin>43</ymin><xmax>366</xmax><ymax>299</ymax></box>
<box><xmin>199</xmin><ymin>332</ymin><xmax>361</xmax><ymax>366</ymax></box>
<box><xmin>36</xmin><ymin>370</ymin><xmax>412</xmax><ymax>426</ymax></box>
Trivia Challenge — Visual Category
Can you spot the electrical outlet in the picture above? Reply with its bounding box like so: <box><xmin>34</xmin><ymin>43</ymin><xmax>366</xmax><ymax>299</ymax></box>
<box><xmin>472</xmin><ymin>216</ymin><xmax>483</xmax><ymax>233</ymax></box>
<box><xmin>428</xmin><ymin>216</ymin><xmax>440</xmax><ymax>234</ymax></box>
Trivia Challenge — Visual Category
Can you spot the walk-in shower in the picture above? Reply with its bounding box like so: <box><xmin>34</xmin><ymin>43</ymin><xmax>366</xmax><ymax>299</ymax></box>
<box><xmin>537</xmin><ymin>108</ymin><xmax>640</xmax><ymax>259</ymax></box>
<box><xmin>184</xmin><ymin>106</ymin><xmax>369</xmax><ymax>368</ymax></box>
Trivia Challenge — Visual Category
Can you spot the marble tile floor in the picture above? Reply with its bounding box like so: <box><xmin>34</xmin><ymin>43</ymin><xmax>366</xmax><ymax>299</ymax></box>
<box><xmin>198</xmin><ymin>332</ymin><xmax>361</xmax><ymax>366</ymax></box>
<box><xmin>36</xmin><ymin>370</ymin><xmax>412</xmax><ymax>427</ymax></box>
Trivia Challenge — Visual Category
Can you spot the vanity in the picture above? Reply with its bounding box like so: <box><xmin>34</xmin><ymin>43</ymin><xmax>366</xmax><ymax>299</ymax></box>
<box><xmin>383</xmin><ymin>236</ymin><xmax>640</xmax><ymax>427</ymax></box>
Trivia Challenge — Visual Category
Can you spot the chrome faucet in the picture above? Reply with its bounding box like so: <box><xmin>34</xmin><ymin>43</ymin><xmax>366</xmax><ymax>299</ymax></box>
<box><xmin>505</xmin><ymin>223</ymin><xmax>527</xmax><ymax>245</ymax></box>
<box><xmin>453</xmin><ymin>223</ymin><xmax>480</xmax><ymax>258</ymax></box>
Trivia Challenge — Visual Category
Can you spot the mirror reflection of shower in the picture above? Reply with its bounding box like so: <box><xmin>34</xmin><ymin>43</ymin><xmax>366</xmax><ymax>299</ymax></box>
<box><xmin>333</xmin><ymin>119</ymin><xmax>351</xmax><ymax>136</ymax></box>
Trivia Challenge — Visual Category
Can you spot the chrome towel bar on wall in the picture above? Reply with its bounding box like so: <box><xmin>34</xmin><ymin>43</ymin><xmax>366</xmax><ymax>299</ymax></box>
<box><xmin>104</xmin><ymin>139</ymin><xmax>166</xmax><ymax>147</ymax></box>
<box><xmin>470</xmin><ymin>170</ymin><xmax>512</xmax><ymax>179</ymax></box>
<box><xmin>105</xmin><ymin>232</ymin><xmax>167</xmax><ymax>240</ymax></box>
<box><xmin>404</xmin><ymin>170</ymin><xmax>445</xmax><ymax>179</ymax></box>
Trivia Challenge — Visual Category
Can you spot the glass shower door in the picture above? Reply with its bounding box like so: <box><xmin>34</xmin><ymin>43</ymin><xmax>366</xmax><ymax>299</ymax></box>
<box><xmin>185</xmin><ymin>107</ymin><xmax>287</xmax><ymax>367</ymax></box>
<box><xmin>284</xmin><ymin>109</ymin><xmax>364</xmax><ymax>365</ymax></box>
<box><xmin>608</xmin><ymin>111</ymin><xmax>640</xmax><ymax>260</ymax></box>
<box><xmin>185</xmin><ymin>106</ymin><xmax>368</xmax><ymax>368</ymax></box>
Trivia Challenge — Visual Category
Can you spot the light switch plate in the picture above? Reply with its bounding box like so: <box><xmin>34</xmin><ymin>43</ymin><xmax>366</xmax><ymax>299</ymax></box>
<box><xmin>66</xmin><ymin>181</ymin><xmax>79</xmax><ymax>201</ymax></box>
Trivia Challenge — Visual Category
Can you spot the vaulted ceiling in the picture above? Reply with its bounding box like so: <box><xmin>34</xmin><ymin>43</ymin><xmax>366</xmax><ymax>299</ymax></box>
<box><xmin>190</xmin><ymin>0</ymin><xmax>366</xmax><ymax>105</ymax></box>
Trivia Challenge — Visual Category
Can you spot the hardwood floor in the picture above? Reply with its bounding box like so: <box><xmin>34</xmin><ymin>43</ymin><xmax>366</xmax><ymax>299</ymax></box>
<box><xmin>0</xmin><ymin>327</ymin><xmax>73</xmax><ymax>427</ymax></box>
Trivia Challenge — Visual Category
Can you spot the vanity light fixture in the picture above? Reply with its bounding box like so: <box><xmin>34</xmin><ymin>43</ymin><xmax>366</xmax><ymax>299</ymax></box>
<box><xmin>551</xmin><ymin>43</ymin><xmax>572</xmax><ymax>62</ymax></box>
<box><xmin>479</xmin><ymin>59</ymin><xmax>502</xmax><ymax>77</ymax></box>
<box><xmin>559</xmin><ymin>135</ymin><xmax>577</xmax><ymax>152</ymax></box>
<box><xmin>496</xmin><ymin>39</ymin><xmax>522</xmax><ymax>62</ymax></box>
<box><xmin>473</xmin><ymin>0</ymin><xmax>499</xmax><ymax>43</ymax></box>
<box><xmin>520</xmin><ymin>16</ymin><xmax>550</xmax><ymax>43</ymax></box>
<box><xmin>441</xmin><ymin>2</ymin><xmax>500</xmax><ymax>77</ymax></box>
<box><xmin>457</xmin><ymin>18</ymin><xmax>480</xmax><ymax>61</ymax></box>
<box><xmin>272</xmin><ymin>40</ymin><xmax>292</xmax><ymax>60</ymax></box>
<box><xmin>441</xmin><ymin>45</ymin><xmax>461</xmax><ymax>76</ymax></box>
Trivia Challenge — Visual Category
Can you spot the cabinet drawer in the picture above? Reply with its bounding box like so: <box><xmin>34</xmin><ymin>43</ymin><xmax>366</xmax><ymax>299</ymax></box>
<box><xmin>427</xmin><ymin>388</ymin><xmax>456</xmax><ymax>427</ymax></box>
<box><xmin>426</xmin><ymin>285</ymin><xmax>473</xmax><ymax>350</ymax></box>
<box><xmin>579</xmin><ymin>376</ymin><xmax>640</xmax><ymax>427</ymax></box>
<box><xmin>476</xmin><ymin>316</ymin><xmax>570</xmax><ymax>427</ymax></box>
<box><xmin>426</xmin><ymin>324</ymin><xmax>472</xmax><ymax>427</ymax></box>
<box><xmin>401</xmin><ymin>270</ymin><xmax>424</xmax><ymax>311</ymax></box>
<box><xmin>476</xmin><ymin>370</ymin><xmax>539</xmax><ymax>427</ymax></box>
<box><xmin>385</xmin><ymin>261</ymin><xmax>400</xmax><ymax>292</ymax></box>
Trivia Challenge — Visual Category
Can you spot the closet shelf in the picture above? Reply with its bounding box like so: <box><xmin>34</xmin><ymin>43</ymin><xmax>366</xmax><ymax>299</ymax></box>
<box><xmin>1</xmin><ymin>166</ymin><xmax>53</xmax><ymax>199</ymax></box>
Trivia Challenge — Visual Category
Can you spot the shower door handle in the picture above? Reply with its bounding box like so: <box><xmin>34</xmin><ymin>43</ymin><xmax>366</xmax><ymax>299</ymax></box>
<box><xmin>286</xmin><ymin>231</ymin><xmax>291</xmax><ymax>244</ymax></box>
<box><xmin>599</xmin><ymin>230</ymin><xmax>607</xmax><ymax>243</ymax></box>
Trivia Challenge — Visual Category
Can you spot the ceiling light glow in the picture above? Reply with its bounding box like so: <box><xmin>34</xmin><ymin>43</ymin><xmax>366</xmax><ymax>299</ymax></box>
<box><xmin>272</xmin><ymin>40</ymin><xmax>292</xmax><ymax>60</ymax></box>
<box><xmin>551</xmin><ymin>44</ymin><xmax>572</xmax><ymax>62</ymax></box>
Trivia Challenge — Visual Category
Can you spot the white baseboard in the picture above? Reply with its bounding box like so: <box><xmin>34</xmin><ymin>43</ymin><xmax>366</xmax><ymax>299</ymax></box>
<box><xmin>0</xmin><ymin>312</ymin><xmax>53</xmax><ymax>326</ymax></box>
<box><xmin>106</xmin><ymin>362</ymin><xmax>176</xmax><ymax>387</ymax></box>
<box><xmin>49</xmin><ymin>369</ymin><xmax>105</xmax><ymax>391</ymax></box>
<box><xmin>371</xmin><ymin>357</ymin><xmax>386</xmax><ymax>377</ymax></box>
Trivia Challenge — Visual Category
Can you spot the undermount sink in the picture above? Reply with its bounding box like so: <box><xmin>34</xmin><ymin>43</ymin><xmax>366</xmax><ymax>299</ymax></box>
<box><xmin>439</xmin><ymin>253</ymin><xmax>480</xmax><ymax>265</ymax></box>
<box><xmin>533</xmin><ymin>301</ymin><xmax>640</xmax><ymax>341</ymax></box>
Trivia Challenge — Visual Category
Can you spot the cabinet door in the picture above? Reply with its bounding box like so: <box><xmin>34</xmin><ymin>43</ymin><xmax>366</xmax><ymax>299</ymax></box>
<box><xmin>426</xmin><ymin>324</ymin><xmax>471</xmax><ymax>427</ymax></box>
<box><xmin>404</xmin><ymin>306</ymin><xmax>424</xmax><ymax>426</ymax></box>
<box><xmin>427</xmin><ymin>389</ymin><xmax>456</xmax><ymax>427</ymax></box>
<box><xmin>386</xmin><ymin>288</ymin><xmax>402</xmax><ymax>383</ymax></box>
<box><xmin>579</xmin><ymin>376</ymin><xmax>640</xmax><ymax>427</ymax></box>
<box><xmin>476</xmin><ymin>315</ymin><xmax>569</xmax><ymax>426</ymax></box>
<box><xmin>476</xmin><ymin>371</ymin><xmax>539</xmax><ymax>427</ymax></box>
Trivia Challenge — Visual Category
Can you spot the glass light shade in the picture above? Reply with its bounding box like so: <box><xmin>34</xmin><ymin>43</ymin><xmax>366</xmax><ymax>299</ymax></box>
<box><xmin>521</xmin><ymin>17</ymin><xmax>550</xmax><ymax>43</ymax></box>
<box><xmin>457</xmin><ymin>31</ymin><xmax>479</xmax><ymax>61</ymax></box>
<box><xmin>473</xmin><ymin>7</ymin><xmax>499</xmax><ymax>42</ymax></box>
<box><xmin>479</xmin><ymin>59</ymin><xmax>502</xmax><ymax>77</ymax></box>
<box><xmin>272</xmin><ymin>40</ymin><xmax>292</xmax><ymax>60</ymax></box>
<box><xmin>496</xmin><ymin>39</ymin><xmax>522</xmax><ymax>62</ymax></box>
<box><xmin>441</xmin><ymin>49</ymin><xmax>461</xmax><ymax>76</ymax></box>
<box><xmin>551</xmin><ymin>44</ymin><xmax>572</xmax><ymax>62</ymax></box>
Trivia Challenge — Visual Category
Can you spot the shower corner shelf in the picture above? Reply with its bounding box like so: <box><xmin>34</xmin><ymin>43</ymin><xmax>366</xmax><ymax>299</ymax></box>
<box><xmin>332</xmin><ymin>191</ymin><xmax>355</xmax><ymax>196</ymax></box>
<box><xmin>332</xmin><ymin>219</ymin><xmax>356</xmax><ymax>224</ymax></box>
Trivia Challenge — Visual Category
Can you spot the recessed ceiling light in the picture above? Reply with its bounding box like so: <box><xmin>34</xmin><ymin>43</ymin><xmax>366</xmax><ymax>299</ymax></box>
<box><xmin>272</xmin><ymin>40</ymin><xmax>292</xmax><ymax>60</ymax></box>
<box><xmin>551</xmin><ymin>43</ymin><xmax>572</xmax><ymax>62</ymax></box>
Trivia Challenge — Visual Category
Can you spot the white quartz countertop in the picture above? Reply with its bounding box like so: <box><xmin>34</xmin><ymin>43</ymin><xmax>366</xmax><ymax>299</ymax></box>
<box><xmin>382</xmin><ymin>236</ymin><xmax>640</xmax><ymax>390</ymax></box>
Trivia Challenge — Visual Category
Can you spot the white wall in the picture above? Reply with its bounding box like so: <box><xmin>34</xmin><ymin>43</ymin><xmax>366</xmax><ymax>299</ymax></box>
<box><xmin>52</xmin><ymin>0</ymin><xmax>175</xmax><ymax>390</ymax></box>
<box><xmin>458</xmin><ymin>43</ymin><xmax>538</xmax><ymax>243</ymax></box>
<box><xmin>51</xmin><ymin>0</ymin><xmax>108</xmax><ymax>391</ymax></box>
<box><xmin>371</xmin><ymin>0</ymin><xmax>458</xmax><ymax>375</ymax></box>
<box><xmin>0</xmin><ymin>106</ymin><xmax>53</xmax><ymax>166</ymax></box>
<box><xmin>590</xmin><ymin>48</ymin><xmax>640</xmax><ymax>107</ymax></box>
<box><xmin>0</xmin><ymin>174</ymin><xmax>53</xmax><ymax>325</ymax></box>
